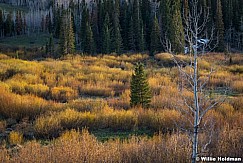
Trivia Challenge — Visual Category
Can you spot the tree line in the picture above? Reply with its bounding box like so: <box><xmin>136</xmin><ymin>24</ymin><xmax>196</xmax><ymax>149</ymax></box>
<box><xmin>0</xmin><ymin>10</ymin><xmax>27</xmax><ymax>37</ymax></box>
<box><xmin>0</xmin><ymin>0</ymin><xmax>243</xmax><ymax>55</ymax></box>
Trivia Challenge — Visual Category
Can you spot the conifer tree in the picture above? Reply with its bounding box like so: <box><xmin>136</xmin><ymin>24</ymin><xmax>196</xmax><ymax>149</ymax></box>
<box><xmin>160</xmin><ymin>0</ymin><xmax>171</xmax><ymax>51</ymax></box>
<box><xmin>130</xmin><ymin>62</ymin><xmax>151</xmax><ymax>108</ymax></box>
<box><xmin>0</xmin><ymin>9</ymin><xmax>3</xmax><ymax>37</ymax></box>
<box><xmin>141</xmin><ymin>0</ymin><xmax>151</xmax><ymax>50</ymax></box>
<box><xmin>90</xmin><ymin>6</ymin><xmax>98</xmax><ymax>54</ymax></box>
<box><xmin>45</xmin><ymin>41</ymin><xmax>49</xmax><ymax>56</ymax></box>
<box><xmin>221</xmin><ymin>0</ymin><xmax>232</xmax><ymax>30</ymax></box>
<box><xmin>111</xmin><ymin>0</ymin><xmax>123</xmax><ymax>54</ymax></box>
<box><xmin>49</xmin><ymin>34</ymin><xmax>55</xmax><ymax>57</ymax></box>
<box><xmin>170</xmin><ymin>0</ymin><xmax>184</xmax><ymax>53</ymax></box>
<box><xmin>120</xmin><ymin>1</ymin><xmax>129</xmax><ymax>51</ymax></box>
<box><xmin>132</xmin><ymin>0</ymin><xmax>145</xmax><ymax>51</ymax></box>
<box><xmin>46</xmin><ymin>12</ymin><xmax>52</xmax><ymax>33</ymax></box>
<box><xmin>54</xmin><ymin>8</ymin><xmax>61</xmax><ymax>38</ymax></box>
<box><xmin>41</xmin><ymin>16</ymin><xmax>45</xmax><ymax>32</ymax></box>
<box><xmin>128</xmin><ymin>16</ymin><xmax>136</xmax><ymax>51</ymax></box>
<box><xmin>59</xmin><ymin>10</ymin><xmax>75</xmax><ymax>55</ymax></box>
<box><xmin>67</xmin><ymin>12</ymin><xmax>75</xmax><ymax>54</ymax></box>
<box><xmin>23</xmin><ymin>15</ymin><xmax>26</xmax><ymax>34</ymax></box>
<box><xmin>97</xmin><ymin>0</ymin><xmax>105</xmax><ymax>53</ymax></box>
<box><xmin>84</xmin><ymin>22</ymin><xmax>95</xmax><ymax>54</ymax></box>
<box><xmin>215</xmin><ymin>0</ymin><xmax>225</xmax><ymax>51</ymax></box>
<box><xmin>80</xmin><ymin>1</ymin><xmax>89</xmax><ymax>52</ymax></box>
<box><xmin>232</xmin><ymin>0</ymin><xmax>240</xmax><ymax>31</ymax></box>
<box><xmin>182</xmin><ymin>0</ymin><xmax>189</xmax><ymax>21</ymax></box>
<box><xmin>150</xmin><ymin>16</ymin><xmax>161</xmax><ymax>55</ymax></box>
<box><xmin>102</xmin><ymin>13</ymin><xmax>111</xmax><ymax>54</ymax></box>
<box><xmin>15</xmin><ymin>11</ymin><xmax>23</xmax><ymax>35</ymax></box>
<box><xmin>4</xmin><ymin>13</ymin><xmax>14</xmax><ymax>36</ymax></box>
<box><xmin>160</xmin><ymin>0</ymin><xmax>171</xmax><ymax>34</ymax></box>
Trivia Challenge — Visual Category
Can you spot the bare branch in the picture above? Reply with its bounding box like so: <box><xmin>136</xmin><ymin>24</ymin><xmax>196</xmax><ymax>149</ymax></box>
<box><xmin>198</xmin><ymin>96</ymin><xmax>226</xmax><ymax>125</ymax></box>
<box><xmin>198</xmin><ymin>67</ymin><xmax>215</xmax><ymax>91</ymax></box>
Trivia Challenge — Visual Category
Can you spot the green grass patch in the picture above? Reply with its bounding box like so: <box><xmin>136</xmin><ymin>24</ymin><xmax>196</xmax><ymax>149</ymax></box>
<box><xmin>91</xmin><ymin>128</ymin><xmax>154</xmax><ymax>142</ymax></box>
<box><xmin>0</xmin><ymin>33</ymin><xmax>50</xmax><ymax>48</ymax></box>
<box><xmin>0</xmin><ymin>3</ymin><xmax>28</xmax><ymax>12</ymax></box>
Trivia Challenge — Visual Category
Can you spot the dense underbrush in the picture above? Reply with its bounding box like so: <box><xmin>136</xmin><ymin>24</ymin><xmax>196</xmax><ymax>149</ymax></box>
<box><xmin>0</xmin><ymin>53</ymin><xmax>242</xmax><ymax>162</ymax></box>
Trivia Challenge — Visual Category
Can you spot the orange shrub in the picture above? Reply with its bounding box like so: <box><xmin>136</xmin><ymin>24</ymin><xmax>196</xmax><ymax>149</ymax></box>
<box><xmin>0</xmin><ymin>147</ymin><xmax>9</xmax><ymax>163</ymax></box>
<box><xmin>24</xmin><ymin>84</ymin><xmax>49</xmax><ymax>97</ymax></box>
<box><xmin>209</xmin><ymin>71</ymin><xmax>231</xmax><ymax>87</ymax></box>
<box><xmin>6</xmin><ymin>80</ymin><xmax>28</xmax><ymax>95</ymax></box>
<box><xmin>68</xmin><ymin>99</ymin><xmax>108</xmax><ymax>112</ymax></box>
<box><xmin>137</xmin><ymin>109</ymin><xmax>181</xmax><ymax>132</ymax></box>
<box><xmin>0</xmin><ymin>87</ymin><xmax>51</xmax><ymax>120</ymax></box>
<box><xmin>51</xmin><ymin>86</ymin><xmax>78</xmax><ymax>102</ymax></box>
<box><xmin>34</xmin><ymin>113</ymin><xmax>63</xmax><ymax>138</ymax></box>
<box><xmin>8</xmin><ymin>131</ymin><xmax>23</xmax><ymax>145</ymax></box>
<box><xmin>0</xmin><ymin>53</ymin><xmax>9</xmax><ymax>59</ymax></box>
<box><xmin>198</xmin><ymin>59</ymin><xmax>211</xmax><ymax>70</ymax></box>
<box><xmin>59</xmin><ymin>109</ymin><xmax>96</xmax><ymax>130</ymax></box>
<box><xmin>216</xmin><ymin>103</ymin><xmax>234</xmax><ymax>117</ymax></box>
<box><xmin>231</xmin><ymin>80</ymin><xmax>243</xmax><ymax>93</ymax></box>
<box><xmin>151</xmin><ymin>86</ymin><xmax>179</xmax><ymax>109</ymax></box>
<box><xmin>155</xmin><ymin>53</ymin><xmax>177</xmax><ymax>66</ymax></box>
<box><xmin>230</xmin><ymin>96</ymin><xmax>243</xmax><ymax>112</ymax></box>
<box><xmin>80</xmin><ymin>85</ymin><xmax>115</xmax><ymax>97</ymax></box>
<box><xmin>229</xmin><ymin>65</ymin><xmax>243</xmax><ymax>74</ymax></box>
<box><xmin>0</xmin><ymin>120</ymin><xmax>6</xmax><ymax>133</ymax></box>
<box><xmin>0</xmin><ymin>82</ymin><xmax>10</xmax><ymax>91</ymax></box>
<box><xmin>40</xmin><ymin>72</ymin><xmax>57</xmax><ymax>87</ymax></box>
<box><xmin>214</xmin><ymin>126</ymin><xmax>243</xmax><ymax>156</ymax></box>
<box><xmin>107</xmin><ymin>90</ymin><xmax>130</xmax><ymax>109</ymax></box>
<box><xmin>98</xmin><ymin>108</ymin><xmax>137</xmax><ymax>131</ymax></box>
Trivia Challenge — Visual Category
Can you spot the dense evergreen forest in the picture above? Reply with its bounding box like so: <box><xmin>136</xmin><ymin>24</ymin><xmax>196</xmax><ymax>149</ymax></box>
<box><xmin>0</xmin><ymin>0</ymin><xmax>243</xmax><ymax>56</ymax></box>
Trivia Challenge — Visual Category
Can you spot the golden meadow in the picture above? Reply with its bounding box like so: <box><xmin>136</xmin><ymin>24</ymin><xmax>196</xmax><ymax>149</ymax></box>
<box><xmin>0</xmin><ymin>53</ymin><xmax>242</xmax><ymax>162</ymax></box>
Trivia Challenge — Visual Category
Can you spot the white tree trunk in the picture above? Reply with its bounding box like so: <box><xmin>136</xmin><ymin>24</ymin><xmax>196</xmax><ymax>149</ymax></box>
<box><xmin>192</xmin><ymin>41</ymin><xmax>199</xmax><ymax>163</ymax></box>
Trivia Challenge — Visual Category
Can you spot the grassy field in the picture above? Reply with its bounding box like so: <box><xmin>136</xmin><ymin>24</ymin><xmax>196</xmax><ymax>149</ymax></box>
<box><xmin>0</xmin><ymin>33</ymin><xmax>50</xmax><ymax>48</ymax></box>
<box><xmin>0</xmin><ymin>52</ymin><xmax>242</xmax><ymax>162</ymax></box>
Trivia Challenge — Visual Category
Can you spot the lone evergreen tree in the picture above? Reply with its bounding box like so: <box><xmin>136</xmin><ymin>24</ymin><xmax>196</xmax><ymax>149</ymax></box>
<box><xmin>130</xmin><ymin>63</ymin><xmax>151</xmax><ymax>108</ymax></box>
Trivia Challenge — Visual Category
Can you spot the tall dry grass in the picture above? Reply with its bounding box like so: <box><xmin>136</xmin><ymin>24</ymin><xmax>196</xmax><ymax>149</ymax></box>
<box><xmin>0</xmin><ymin>86</ymin><xmax>61</xmax><ymax>120</ymax></box>
<box><xmin>1</xmin><ymin>127</ymin><xmax>242</xmax><ymax>163</ymax></box>
<box><xmin>34</xmin><ymin>108</ymin><xmax>183</xmax><ymax>138</ymax></box>
<box><xmin>0</xmin><ymin>53</ymin><xmax>242</xmax><ymax>162</ymax></box>
<box><xmin>3</xmin><ymin>129</ymin><xmax>191</xmax><ymax>163</ymax></box>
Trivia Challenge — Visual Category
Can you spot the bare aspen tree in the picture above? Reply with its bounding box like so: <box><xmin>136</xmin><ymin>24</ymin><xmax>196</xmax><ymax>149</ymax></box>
<box><xmin>171</xmin><ymin>0</ymin><xmax>226</xmax><ymax>163</ymax></box>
